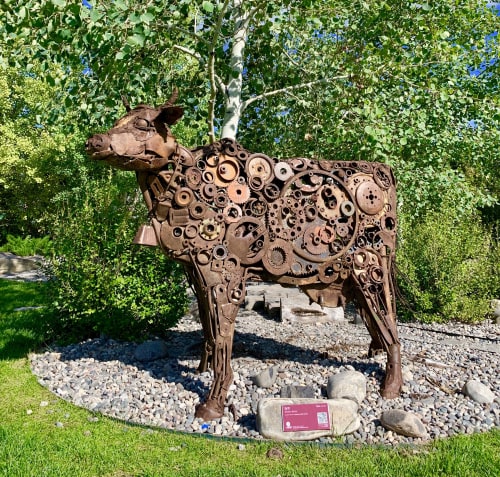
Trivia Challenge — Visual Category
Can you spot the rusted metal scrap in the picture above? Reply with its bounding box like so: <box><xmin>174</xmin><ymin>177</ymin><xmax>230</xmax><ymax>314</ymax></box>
<box><xmin>86</xmin><ymin>91</ymin><xmax>403</xmax><ymax>421</ymax></box>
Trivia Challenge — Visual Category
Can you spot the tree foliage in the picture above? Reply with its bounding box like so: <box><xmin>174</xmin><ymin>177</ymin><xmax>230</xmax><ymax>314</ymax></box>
<box><xmin>1</xmin><ymin>1</ymin><xmax>498</xmax><ymax>217</ymax></box>
<box><xmin>0</xmin><ymin>65</ymin><xmax>94</xmax><ymax>240</ymax></box>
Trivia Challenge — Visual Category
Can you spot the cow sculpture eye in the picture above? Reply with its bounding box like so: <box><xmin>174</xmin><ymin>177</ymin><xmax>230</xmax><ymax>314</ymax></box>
<box><xmin>135</xmin><ymin>118</ymin><xmax>151</xmax><ymax>130</ymax></box>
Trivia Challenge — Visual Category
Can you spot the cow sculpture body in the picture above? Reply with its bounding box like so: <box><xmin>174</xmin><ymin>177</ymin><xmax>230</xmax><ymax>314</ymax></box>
<box><xmin>86</xmin><ymin>93</ymin><xmax>403</xmax><ymax>421</ymax></box>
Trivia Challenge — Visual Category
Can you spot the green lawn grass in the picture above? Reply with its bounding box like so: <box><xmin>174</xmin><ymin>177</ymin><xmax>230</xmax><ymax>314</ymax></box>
<box><xmin>0</xmin><ymin>278</ymin><xmax>499</xmax><ymax>476</ymax></box>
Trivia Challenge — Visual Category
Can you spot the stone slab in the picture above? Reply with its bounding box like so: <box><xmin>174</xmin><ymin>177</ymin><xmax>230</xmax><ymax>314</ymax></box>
<box><xmin>281</xmin><ymin>299</ymin><xmax>345</xmax><ymax>324</ymax></box>
<box><xmin>256</xmin><ymin>398</ymin><xmax>360</xmax><ymax>441</ymax></box>
<box><xmin>244</xmin><ymin>281</ymin><xmax>346</xmax><ymax>324</ymax></box>
<box><xmin>0</xmin><ymin>253</ymin><xmax>42</xmax><ymax>274</ymax></box>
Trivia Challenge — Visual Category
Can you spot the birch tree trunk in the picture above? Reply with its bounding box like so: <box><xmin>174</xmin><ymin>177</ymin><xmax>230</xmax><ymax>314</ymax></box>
<box><xmin>220</xmin><ymin>0</ymin><xmax>250</xmax><ymax>140</ymax></box>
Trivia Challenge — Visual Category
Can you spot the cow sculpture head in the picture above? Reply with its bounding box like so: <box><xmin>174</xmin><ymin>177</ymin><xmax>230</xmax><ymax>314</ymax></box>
<box><xmin>85</xmin><ymin>90</ymin><xmax>184</xmax><ymax>170</ymax></box>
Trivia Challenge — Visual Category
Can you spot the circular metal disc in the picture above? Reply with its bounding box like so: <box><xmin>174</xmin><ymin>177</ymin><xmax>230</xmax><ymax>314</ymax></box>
<box><xmin>355</xmin><ymin>181</ymin><xmax>384</xmax><ymax>215</ymax></box>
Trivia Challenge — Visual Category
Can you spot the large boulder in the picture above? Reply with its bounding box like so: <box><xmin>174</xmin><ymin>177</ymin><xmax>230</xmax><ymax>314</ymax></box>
<box><xmin>462</xmin><ymin>380</ymin><xmax>496</xmax><ymax>404</ymax></box>
<box><xmin>327</xmin><ymin>370</ymin><xmax>367</xmax><ymax>404</ymax></box>
<box><xmin>251</xmin><ymin>365</ymin><xmax>280</xmax><ymax>388</ymax></box>
<box><xmin>133</xmin><ymin>340</ymin><xmax>169</xmax><ymax>362</ymax></box>
<box><xmin>380</xmin><ymin>410</ymin><xmax>427</xmax><ymax>438</ymax></box>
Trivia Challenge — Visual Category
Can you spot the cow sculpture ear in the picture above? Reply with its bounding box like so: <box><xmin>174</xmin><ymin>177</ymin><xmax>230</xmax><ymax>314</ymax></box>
<box><xmin>156</xmin><ymin>106</ymin><xmax>184</xmax><ymax>126</ymax></box>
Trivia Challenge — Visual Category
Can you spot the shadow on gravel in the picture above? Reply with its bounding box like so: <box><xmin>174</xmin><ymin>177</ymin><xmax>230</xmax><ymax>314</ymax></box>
<box><xmin>52</xmin><ymin>325</ymin><xmax>384</xmax><ymax>403</ymax></box>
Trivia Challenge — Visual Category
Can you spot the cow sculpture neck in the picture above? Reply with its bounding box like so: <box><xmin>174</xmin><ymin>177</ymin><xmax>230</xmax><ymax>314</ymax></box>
<box><xmin>86</xmin><ymin>92</ymin><xmax>403</xmax><ymax>421</ymax></box>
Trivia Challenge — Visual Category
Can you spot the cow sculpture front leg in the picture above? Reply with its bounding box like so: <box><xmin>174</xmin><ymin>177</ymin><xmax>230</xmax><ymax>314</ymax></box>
<box><xmin>194</xmin><ymin>279</ymin><xmax>243</xmax><ymax>421</ymax></box>
<box><xmin>183</xmin><ymin>266</ymin><xmax>213</xmax><ymax>373</ymax></box>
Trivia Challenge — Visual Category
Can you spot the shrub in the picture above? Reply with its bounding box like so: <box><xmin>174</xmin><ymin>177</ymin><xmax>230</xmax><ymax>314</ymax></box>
<box><xmin>45</xmin><ymin>172</ymin><xmax>189</xmax><ymax>343</ymax></box>
<box><xmin>0</xmin><ymin>234</ymin><xmax>53</xmax><ymax>256</ymax></box>
<box><xmin>397</xmin><ymin>204</ymin><xmax>499</xmax><ymax>323</ymax></box>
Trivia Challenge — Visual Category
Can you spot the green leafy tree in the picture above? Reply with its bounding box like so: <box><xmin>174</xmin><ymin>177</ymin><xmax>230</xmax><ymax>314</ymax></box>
<box><xmin>1</xmin><ymin>1</ymin><xmax>498</xmax><ymax>214</ymax></box>
<box><xmin>0</xmin><ymin>65</ymin><xmax>95</xmax><ymax>240</ymax></box>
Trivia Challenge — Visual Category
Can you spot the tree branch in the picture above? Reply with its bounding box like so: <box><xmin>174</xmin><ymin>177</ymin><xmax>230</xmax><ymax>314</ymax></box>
<box><xmin>241</xmin><ymin>75</ymin><xmax>349</xmax><ymax>111</ymax></box>
<box><xmin>172</xmin><ymin>45</ymin><xmax>204</xmax><ymax>63</ymax></box>
<box><xmin>164</xmin><ymin>22</ymin><xmax>211</xmax><ymax>47</ymax></box>
<box><xmin>173</xmin><ymin>44</ymin><xmax>226</xmax><ymax>93</ymax></box>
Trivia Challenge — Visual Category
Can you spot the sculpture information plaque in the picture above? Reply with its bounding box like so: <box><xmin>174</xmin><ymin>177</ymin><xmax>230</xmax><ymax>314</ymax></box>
<box><xmin>282</xmin><ymin>403</ymin><xmax>330</xmax><ymax>432</ymax></box>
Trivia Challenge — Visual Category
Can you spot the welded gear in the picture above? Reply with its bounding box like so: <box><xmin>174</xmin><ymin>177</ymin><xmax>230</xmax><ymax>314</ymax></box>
<box><xmin>223</xmin><ymin>203</ymin><xmax>243</xmax><ymax>223</ymax></box>
<box><xmin>213</xmin><ymin>244</ymin><xmax>229</xmax><ymax>261</ymax></box>
<box><xmin>303</xmin><ymin>224</ymin><xmax>330</xmax><ymax>255</ymax></box>
<box><xmin>373</xmin><ymin>164</ymin><xmax>393</xmax><ymax>190</ymax></box>
<box><xmin>202</xmin><ymin>169</ymin><xmax>215</xmax><ymax>184</ymax></box>
<box><xmin>226</xmin><ymin>217</ymin><xmax>268</xmax><ymax>265</ymax></box>
<box><xmin>246</xmin><ymin>154</ymin><xmax>274</xmax><ymax>182</ymax></box>
<box><xmin>214</xmin><ymin>190</ymin><xmax>230</xmax><ymax>209</ymax></box>
<box><xmin>195</xmin><ymin>249</ymin><xmax>211</xmax><ymax>265</ymax></box>
<box><xmin>292</xmin><ymin>172</ymin><xmax>323</xmax><ymax>193</ymax></box>
<box><xmin>189</xmin><ymin>201</ymin><xmax>208</xmax><ymax>220</ymax></box>
<box><xmin>185</xmin><ymin>167</ymin><xmax>202</xmax><ymax>189</ymax></box>
<box><xmin>381</xmin><ymin>212</ymin><xmax>397</xmax><ymax>232</ymax></box>
<box><xmin>317</xmin><ymin>183</ymin><xmax>343</xmax><ymax>220</ymax></box>
<box><xmin>304</xmin><ymin>204</ymin><xmax>318</xmax><ymax>221</ymax></box>
<box><xmin>268</xmin><ymin>197</ymin><xmax>305</xmax><ymax>241</ymax></box>
<box><xmin>184</xmin><ymin>223</ymin><xmax>199</xmax><ymax>239</ymax></box>
<box><xmin>289</xmin><ymin>157</ymin><xmax>308</xmax><ymax>171</ymax></box>
<box><xmin>227</xmin><ymin>181</ymin><xmax>251</xmax><ymax>204</ymax></box>
<box><xmin>288</xmin><ymin>257</ymin><xmax>318</xmax><ymax>277</ymax></box>
<box><xmin>201</xmin><ymin>183</ymin><xmax>217</xmax><ymax>201</ymax></box>
<box><xmin>340</xmin><ymin>200</ymin><xmax>355</xmax><ymax>217</ymax></box>
<box><xmin>220</xmin><ymin>138</ymin><xmax>241</xmax><ymax>157</ymax></box>
<box><xmin>357</xmin><ymin>161</ymin><xmax>374</xmax><ymax>174</ymax></box>
<box><xmin>356</xmin><ymin>181</ymin><xmax>385</xmax><ymax>215</ymax></box>
<box><xmin>274</xmin><ymin>162</ymin><xmax>294</xmax><ymax>181</ymax></box>
<box><xmin>262</xmin><ymin>239</ymin><xmax>293</xmax><ymax>276</ymax></box>
<box><xmin>248</xmin><ymin>175</ymin><xmax>265</xmax><ymax>191</ymax></box>
<box><xmin>199</xmin><ymin>218</ymin><xmax>221</xmax><ymax>240</ymax></box>
<box><xmin>174</xmin><ymin>187</ymin><xmax>194</xmax><ymax>207</ymax></box>
<box><xmin>318</xmin><ymin>160</ymin><xmax>334</xmax><ymax>172</ymax></box>
<box><xmin>245</xmin><ymin>197</ymin><xmax>268</xmax><ymax>217</ymax></box>
<box><xmin>318</xmin><ymin>259</ymin><xmax>344</xmax><ymax>284</ymax></box>
<box><xmin>263</xmin><ymin>183</ymin><xmax>280</xmax><ymax>200</ymax></box>
<box><xmin>213</xmin><ymin>156</ymin><xmax>240</xmax><ymax>187</ymax></box>
<box><xmin>335</xmin><ymin>222</ymin><xmax>350</xmax><ymax>238</ymax></box>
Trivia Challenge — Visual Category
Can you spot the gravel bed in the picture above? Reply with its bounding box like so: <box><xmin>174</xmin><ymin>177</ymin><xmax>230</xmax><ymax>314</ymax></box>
<box><xmin>30</xmin><ymin>309</ymin><xmax>500</xmax><ymax>445</ymax></box>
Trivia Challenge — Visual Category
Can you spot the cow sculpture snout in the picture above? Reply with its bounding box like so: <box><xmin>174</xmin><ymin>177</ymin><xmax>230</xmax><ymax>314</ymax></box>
<box><xmin>85</xmin><ymin>134</ymin><xmax>111</xmax><ymax>156</ymax></box>
<box><xmin>87</xmin><ymin>91</ymin><xmax>403</xmax><ymax>421</ymax></box>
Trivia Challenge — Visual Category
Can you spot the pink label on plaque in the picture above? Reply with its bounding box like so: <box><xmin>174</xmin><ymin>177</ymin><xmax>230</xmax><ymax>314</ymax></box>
<box><xmin>281</xmin><ymin>403</ymin><xmax>330</xmax><ymax>432</ymax></box>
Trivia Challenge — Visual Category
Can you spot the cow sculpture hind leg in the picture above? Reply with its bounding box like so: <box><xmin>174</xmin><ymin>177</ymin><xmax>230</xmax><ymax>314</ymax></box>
<box><xmin>352</xmin><ymin>252</ymin><xmax>402</xmax><ymax>399</ymax></box>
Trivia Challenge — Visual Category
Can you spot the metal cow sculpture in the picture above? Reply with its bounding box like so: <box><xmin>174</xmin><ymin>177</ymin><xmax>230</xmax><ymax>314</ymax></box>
<box><xmin>86</xmin><ymin>91</ymin><xmax>403</xmax><ymax>421</ymax></box>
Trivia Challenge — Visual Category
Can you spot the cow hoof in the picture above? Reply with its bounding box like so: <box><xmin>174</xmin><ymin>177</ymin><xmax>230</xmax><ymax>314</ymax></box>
<box><xmin>381</xmin><ymin>373</ymin><xmax>402</xmax><ymax>399</ymax></box>
<box><xmin>381</xmin><ymin>384</ymin><xmax>401</xmax><ymax>399</ymax></box>
<box><xmin>195</xmin><ymin>402</ymin><xmax>223</xmax><ymax>421</ymax></box>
